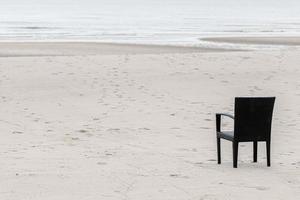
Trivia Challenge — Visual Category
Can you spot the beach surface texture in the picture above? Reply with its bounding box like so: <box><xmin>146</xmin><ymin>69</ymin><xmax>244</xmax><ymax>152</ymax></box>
<box><xmin>0</xmin><ymin>38</ymin><xmax>300</xmax><ymax>199</ymax></box>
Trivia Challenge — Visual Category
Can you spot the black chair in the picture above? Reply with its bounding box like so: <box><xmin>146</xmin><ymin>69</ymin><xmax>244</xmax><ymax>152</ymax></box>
<box><xmin>216</xmin><ymin>97</ymin><xmax>275</xmax><ymax>168</ymax></box>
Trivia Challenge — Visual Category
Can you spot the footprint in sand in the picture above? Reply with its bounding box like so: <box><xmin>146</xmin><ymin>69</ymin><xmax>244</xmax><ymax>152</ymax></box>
<box><xmin>85</xmin><ymin>133</ymin><xmax>93</xmax><ymax>137</ymax></box>
<box><xmin>207</xmin><ymin>159</ymin><xmax>216</xmax><ymax>162</ymax></box>
<box><xmin>248</xmin><ymin>185</ymin><xmax>270</xmax><ymax>191</ymax></box>
<box><xmin>12</xmin><ymin>131</ymin><xmax>23</xmax><ymax>134</ymax></box>
<box><xmin>169</xmin><ymin>174</ymin><xmax>189</xmax><ymax>179</ymax></box>
<box><xmin>200</xmin><ymin>127</ymin><xmax>210</xmax><ymax>130</ymax></box>
<box><xmin>97</xmin><ymin>162</ymin><xmax>107</xmax><ymax>165</ymax></box>
<box><xmin>194</xmin><ymin>162</ymin><xmax>204</xmax><ymax>166</ymax></box>
<box><xmin>105</xmin><ymin>152</ymin><xmax>114</xmax><ymax>156</ymax></box>
<box><xmin>199</xmin><ymin>194</ymin><xmax>218</xmax><ymax>200</ymax></box>
<box><xmin>78</xmin><ymin>129</ymin><xmax>88</xmax><ymax>133</ymax></box>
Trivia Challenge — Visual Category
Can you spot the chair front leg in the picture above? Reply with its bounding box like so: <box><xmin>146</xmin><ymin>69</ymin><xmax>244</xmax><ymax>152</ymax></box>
<box><xmin>216</xmin><ymin>114</ymin><xmax>221</xmax><ymax>164</ymax></box>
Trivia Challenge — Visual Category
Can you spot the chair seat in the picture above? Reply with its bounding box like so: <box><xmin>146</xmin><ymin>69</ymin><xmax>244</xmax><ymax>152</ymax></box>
<box><xmin>217</xmin><ymin>131</ymin><xmax>234</xmax><ymax>141</ymax></box>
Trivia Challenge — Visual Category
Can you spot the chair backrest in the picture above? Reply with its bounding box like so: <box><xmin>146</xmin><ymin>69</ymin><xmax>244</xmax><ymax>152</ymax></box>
<box><xmin>234</xmin><ymin>97</ymin><xmax>275</xmax><ymax>142</ymax></box>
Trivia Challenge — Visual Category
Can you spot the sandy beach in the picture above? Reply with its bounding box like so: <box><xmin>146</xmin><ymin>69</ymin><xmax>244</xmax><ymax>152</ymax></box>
<box><xmin>0</xmin><ymin>39</ymin><xmax>300</xmax><ymax>199</ymax></box>
<box><xmin>201</xmin><ymin>36</ymin><xmax>300</xmax><ymax>46</ymax></box>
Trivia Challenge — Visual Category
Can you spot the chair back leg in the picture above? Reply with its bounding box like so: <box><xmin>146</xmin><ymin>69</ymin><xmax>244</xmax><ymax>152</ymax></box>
<box><xmin>253</xmin><ymin>141</ymin><xmax>258</xmax><ymax>162</ymax></box>
<box><xmin>266</xmin><ymin>140</ymin><xmax>271</xmax><ymax>167</ymax></box>
<box><xmin>217</xmin><ymin>138</ymin><xmax>221</xmax><ymax>164</ymax></box>
<box><xmin>233</xmin><ymin>142</ymin><xmax>239</xmax><ymax>168</ymax></box>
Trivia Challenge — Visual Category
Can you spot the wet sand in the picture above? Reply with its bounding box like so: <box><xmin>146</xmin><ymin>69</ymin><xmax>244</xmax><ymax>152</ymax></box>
<box><xmin>0</xmin><ymin>42</ymin><xmax>229</xmax><ymax>57</ymax></box>
<box><xmin>201</xmin><ymin>36</ymin><xmax>300</xmax><ymax>46</ymax></box>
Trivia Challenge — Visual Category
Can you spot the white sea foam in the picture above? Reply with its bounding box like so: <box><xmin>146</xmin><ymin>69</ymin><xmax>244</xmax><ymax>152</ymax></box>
<box><xmin>0</xmin><ymin>0</ymin><xmax>300</xmax><ymax>47</ymax></box>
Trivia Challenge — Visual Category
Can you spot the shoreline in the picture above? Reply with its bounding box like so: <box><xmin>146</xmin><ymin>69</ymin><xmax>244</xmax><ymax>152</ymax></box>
<box><xmin>2</xmin><ymin>36</ymin><xmax>300</xmax><ymax>57</ymax></box>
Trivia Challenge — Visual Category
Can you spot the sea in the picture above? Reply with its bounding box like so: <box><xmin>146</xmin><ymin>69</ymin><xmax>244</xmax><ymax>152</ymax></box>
<box><xmin>1</xmin><ymin>0</ymin><xmax>300</xmax><ymax>47</ymax></box>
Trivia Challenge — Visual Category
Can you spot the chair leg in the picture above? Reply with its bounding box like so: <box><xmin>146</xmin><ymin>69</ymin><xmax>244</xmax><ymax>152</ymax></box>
<box><xmin>253</xmin><ymin>141</ymin><xmax>258</xmax><ymax>163</ymax></box>
<box><xmin>217</xmin><ymin>138</ymin><xmax>221</xmax><ymax>164</ymax></box>
<box><xmin>266</xmin><ymin>140</ymin><xmax>271</xmax><ymax>167</ymax></box>
<box><xmin>233</xmin><ymin>142</ymin><xmax>239</xmax><ymax>168</ymax></box>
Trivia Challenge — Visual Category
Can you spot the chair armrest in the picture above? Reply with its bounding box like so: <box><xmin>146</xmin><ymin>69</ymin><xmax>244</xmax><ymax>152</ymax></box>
<box><xmin>216</xmin><ymin>113</ymin><xmax>234</xmax><ymax>120</ymax></box>
<box><xmin>216</xmin><ymin>113</ymin><xmax>234</xmax><ymax>132</ymax></box>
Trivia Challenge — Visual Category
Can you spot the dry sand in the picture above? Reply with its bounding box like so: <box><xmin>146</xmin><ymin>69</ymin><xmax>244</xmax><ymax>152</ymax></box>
<box><xmin>0</xmin><ymin>40</ymin><xmax>300</xmax><ymax>199</ymax></box>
